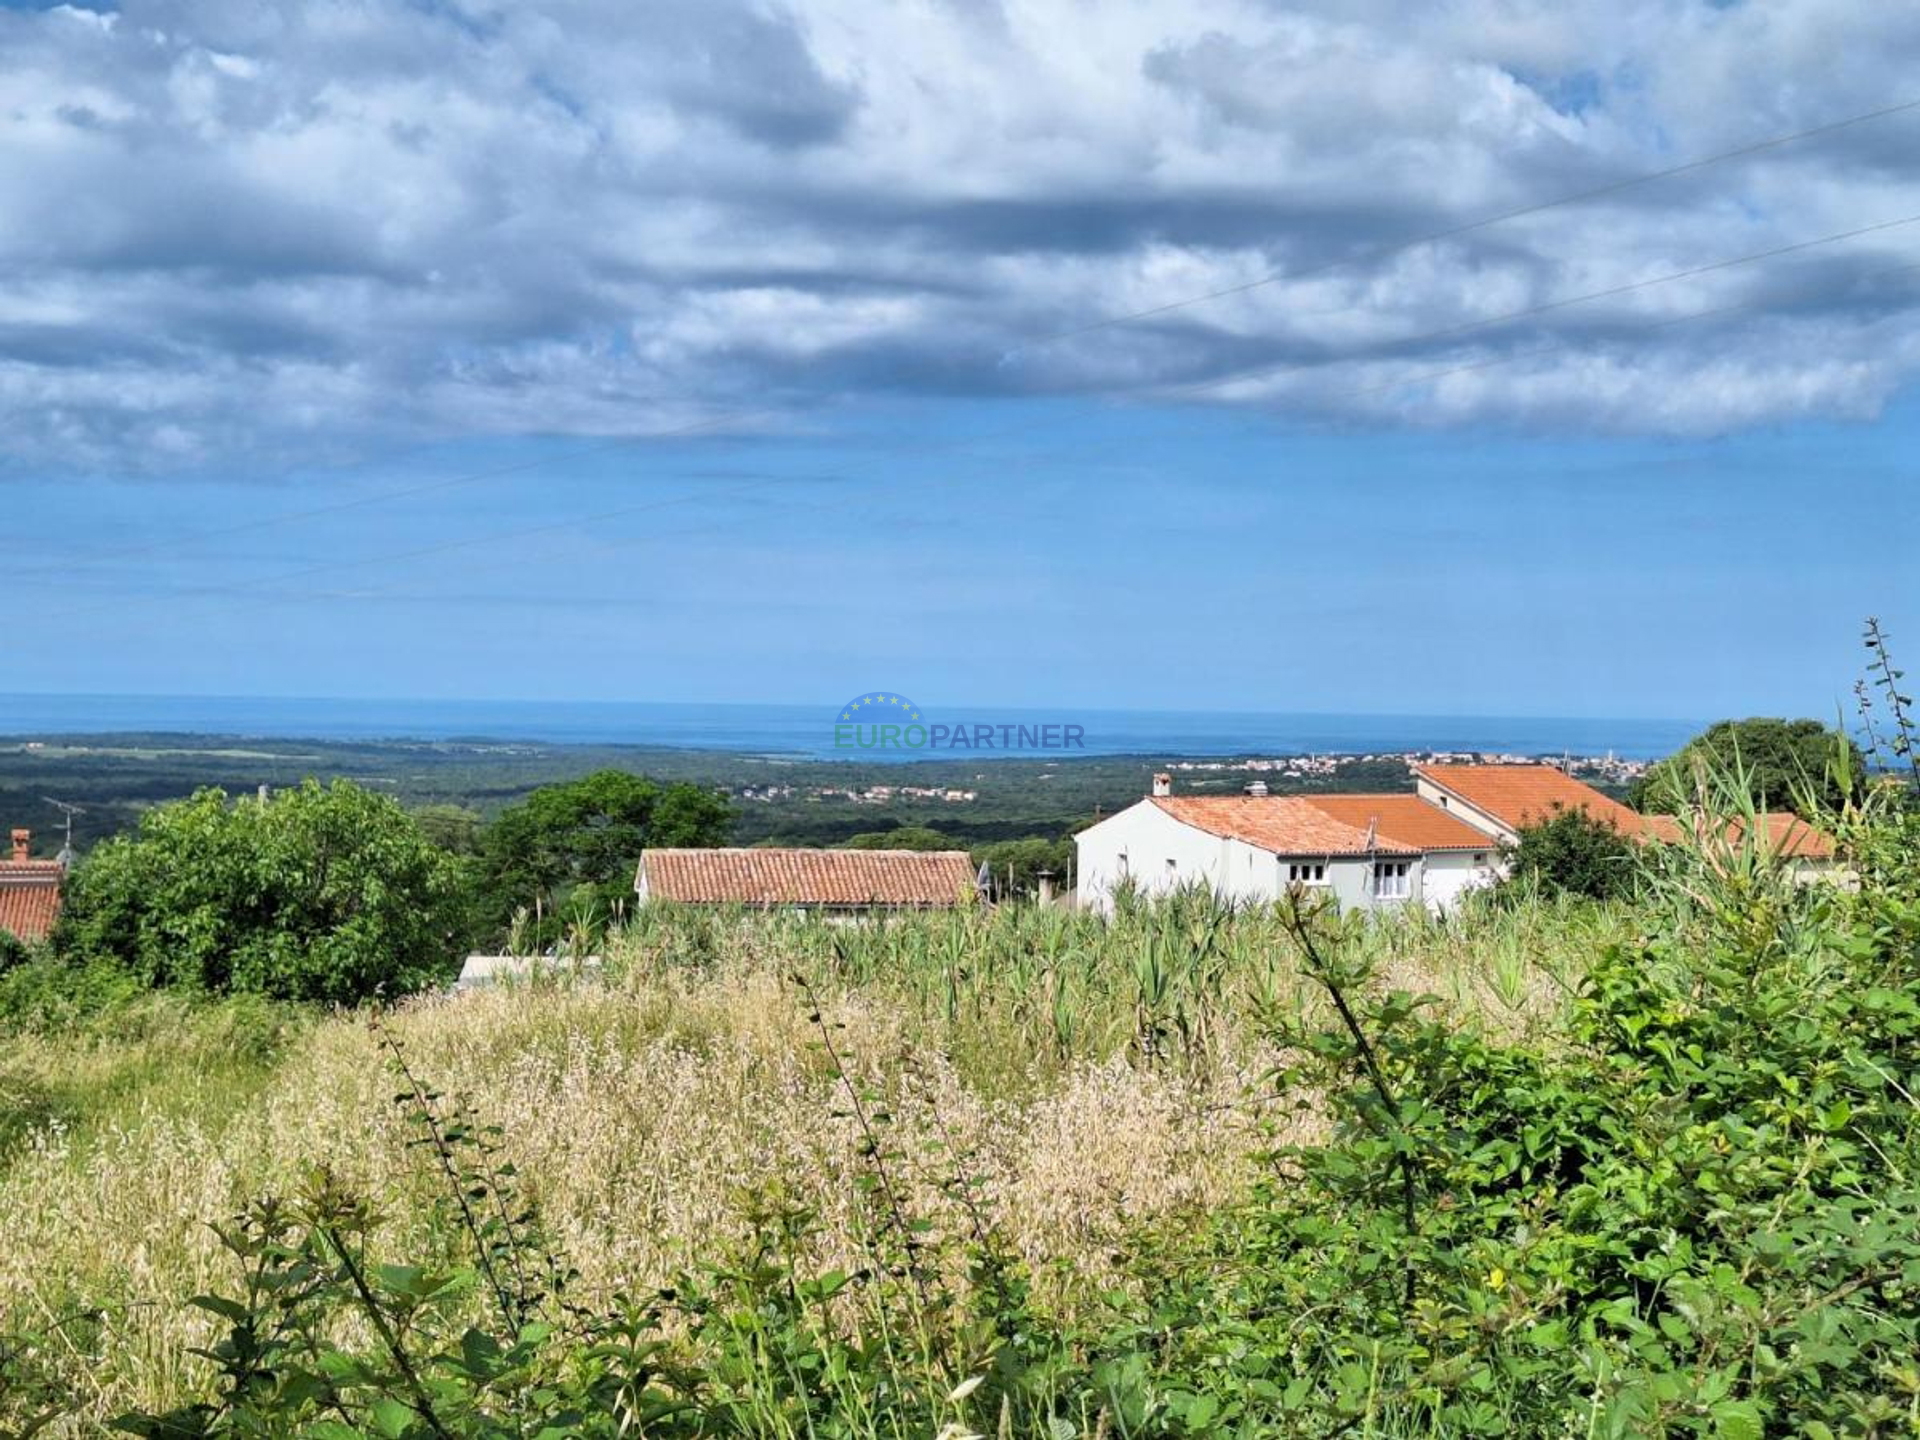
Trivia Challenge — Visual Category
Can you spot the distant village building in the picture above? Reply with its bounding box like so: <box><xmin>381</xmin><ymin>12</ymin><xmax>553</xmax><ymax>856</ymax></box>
<box><xmin>1076</xmin><ymin>763</ymin><xmax>1835</xmax><ymax>916</ymax></box>
<box><xmin>0</xmin><ymin>828</ymin><xmax>65</xmax><ymax>944</ymax></box>
<box><xmin>635</xmin><ymin>847</ymin><xmax>979</xmax><ymax>915</ymax></box>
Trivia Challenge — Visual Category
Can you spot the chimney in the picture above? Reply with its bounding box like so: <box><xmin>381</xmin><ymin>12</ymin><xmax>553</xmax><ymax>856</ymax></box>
<box><xmin>1151</xmin><ymin>773</ymin><xmax>1172</xmax><ymax>797</ymax></box>
<box><xmin>10</xmin><ymin>828</ymin><xmax>28</xmax><ymax>863</ymax></box>
<box><xmin>1036</xmin><ymin>869</ymin><xmax>1058</xmax><ymax>906</ymax></box>
<box><xmin>1244</xmin><ymin>780</ymin><xmax>1269</xmax><ymax>797</ymax></box>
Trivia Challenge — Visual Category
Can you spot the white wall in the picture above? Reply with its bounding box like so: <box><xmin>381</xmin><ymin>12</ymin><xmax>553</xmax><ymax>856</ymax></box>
<box><xmin>1419</xmin><ymin>849</ymin><xmax>1501</xmax><ymax>913</ymax></box>
<box><xmin>1413</xmin><ymin>777</ymin><xmax>1513</xmax><ymax>844</ymax></box>
<box><xmin>1075</xmin><ymin>802</ymin><xmax>1234</xmax><ymax>914</ymax></box>
<box><xmin>1075</xmin><ymin>801</ymin><xmax>1434</xmax><ymax>917</ymax></box>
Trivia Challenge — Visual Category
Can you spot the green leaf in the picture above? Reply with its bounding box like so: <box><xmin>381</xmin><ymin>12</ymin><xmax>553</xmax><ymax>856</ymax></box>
<box><xmin>370</xmin><ymin>1397</ymin><xmax>414</xmax><ymax>1438</ymax></box>
<box><xmin>186</xmin><ymin>1294</ymin><xmax>251</xmax><ymax>1326</ymax></box>
<box><xmin>1710</xmin><ymin>1400</ymin><xmax>1763</xmax><ymax>1440</ymax></box>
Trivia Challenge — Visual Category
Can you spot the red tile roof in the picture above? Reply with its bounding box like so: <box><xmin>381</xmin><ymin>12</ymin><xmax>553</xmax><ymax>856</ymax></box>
<box><xmin>0</xmin><ymin>861</ymin><xmax>63</xmax><ymax>943</ymax></box>
<box><xmin>1415</xmin><ymin>764</ymin><xmax>1643</xmax><ymax>834</ymax></box>
<box><xmin>638</xmin><ymin>848</ymin><xmax>978</xmax><ymax>907</ymax></box>
<box><xmin>1299</xmin><ymin>795</ymin><xmax>1500</xmax><ymax>851</ymax></box>
<box><xmin>1640</xmin><ymin>811</ymin><xmax>1835</xmax><ymax>859</ymax></box>
<box><xmin>1151</xmin><ymin>797</ymin><xmax>1418</xmax><ymax>855</ymax></box>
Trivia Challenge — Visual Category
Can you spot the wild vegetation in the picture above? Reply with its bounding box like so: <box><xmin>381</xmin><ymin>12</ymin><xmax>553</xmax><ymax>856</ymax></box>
<box><xmin>1</xmin><ymin>638</ymin><xmax>1913</xmax><ymax>1435</ymax></box>
<box><xmin>1</xmin><ymin>892</ymin><xmax>1613</xmax><ymax>1431</ymax></box>
<box><xmin>3</xmin><ymin>760</ymin><xmax>1916</xmax><ymax>1432</ymax></box>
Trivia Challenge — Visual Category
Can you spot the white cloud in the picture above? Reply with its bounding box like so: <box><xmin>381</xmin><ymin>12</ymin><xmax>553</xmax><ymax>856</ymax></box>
<box><xmin>4</xmin><ymin>0</ymin><xmax>1920</xmax><ymax>468</ymax></box>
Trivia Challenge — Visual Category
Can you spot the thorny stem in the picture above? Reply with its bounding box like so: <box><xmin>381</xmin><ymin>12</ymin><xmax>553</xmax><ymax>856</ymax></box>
<box><xmin>1280</xmin><ymin>890</ymin><xmax>1420</xmax><ymax>1310</ymax></box>
<box><xmin>790</xmin><ymin>970</ymin><xmax>932</xmax><ymax>1307</ymax></box>
<box><xmin>370</xmin><ymin>1014</ymin><xmax>527</xmax><ymax>1334</ymax></box>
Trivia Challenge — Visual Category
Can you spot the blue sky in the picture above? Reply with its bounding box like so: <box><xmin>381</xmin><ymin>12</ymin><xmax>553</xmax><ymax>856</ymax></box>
<box><xmin>4</xmin><ymin>1</ymin><xmax>1918</xmax><ymax>721</ymax></box>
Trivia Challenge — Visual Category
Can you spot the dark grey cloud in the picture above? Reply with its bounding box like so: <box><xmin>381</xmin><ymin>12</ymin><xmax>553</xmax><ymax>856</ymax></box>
<box><xmin>4</xmin><ymin>0</ymin><xmax>1920</xmax><ymax>470</ymax></box>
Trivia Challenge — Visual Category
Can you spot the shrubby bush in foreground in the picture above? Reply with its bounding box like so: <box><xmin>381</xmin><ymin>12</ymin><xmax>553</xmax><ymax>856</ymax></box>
<box><xmin>54</xmin><ymin>780</ymin><xmax>469</xmax><ymax>1005</ymax></box>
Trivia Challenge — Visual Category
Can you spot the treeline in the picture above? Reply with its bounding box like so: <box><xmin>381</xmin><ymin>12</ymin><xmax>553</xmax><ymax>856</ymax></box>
<box><xmin>10</xmin><ymin>770</ymin><xmax>731</xmax><ymax>1006</ymax></box>
<box><xmin>6</xmin><ymin>767</ymin><xmax>1090</xmax><ymax>1007</ymax></box>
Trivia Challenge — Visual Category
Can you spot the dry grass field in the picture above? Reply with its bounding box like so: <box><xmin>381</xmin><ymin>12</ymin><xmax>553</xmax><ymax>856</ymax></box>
<box><xmin>0</xmin><ymin>896</ymin><xmax>1620</xmax><ymax>1425</ymax></box>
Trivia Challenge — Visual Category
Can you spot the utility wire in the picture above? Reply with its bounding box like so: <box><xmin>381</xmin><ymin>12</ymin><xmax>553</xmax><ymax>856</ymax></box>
<box><xmin>1010</xmin><ymin>95</ymin><xmax>1920</xmax><ymax>351</ymax></box>
<box><xmin>10</xmin><ymin>94</ymin><xmax>1919</xmax><ymax>582</ymax></box>
<box><xmin>1144</xmin><ymin>210</ymin><xmax>1920</xmax><ymax>405</ymax></box>
<box><xmin>241</xmin><ymin>247</ymin><xmax>1920</xmax><ymax>611</ymax></box>
<box><xmin>57</xmin><ymin>216</ymin><xmax>1920</xmax><ymax>620</ymax></box>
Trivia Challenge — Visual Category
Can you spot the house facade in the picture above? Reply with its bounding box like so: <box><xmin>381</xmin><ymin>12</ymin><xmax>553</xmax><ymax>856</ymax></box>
<box><xmin>1074</xmin><ymin>777</ymin><xmax>1499</xmax><ymax>916</ymax></box>
<box><xmin>1076</xmin><ymin>763</ymin><xmax>1839</xmax><ymax>918</ymax></box>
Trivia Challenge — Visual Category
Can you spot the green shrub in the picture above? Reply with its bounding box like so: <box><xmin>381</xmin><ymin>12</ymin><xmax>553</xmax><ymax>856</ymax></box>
<box><xmin>1130</xmin><ymin>800</ymin><xmax>1920</xmax><ymax>1436</ymax></box>
<box><xmin>1630</xmin><ymin>717</ymin><xmax>1863</xmax><ymax>817</ymax></box>
<box><xmin>1501</xmin><ymin>804</ymin><xmax>1640</xmax><ymax>902</ymax></box>
<box><xmin>55</xmin><ymin>780</ymin><xmax>470</xmax><ymax>1004</ymax></box>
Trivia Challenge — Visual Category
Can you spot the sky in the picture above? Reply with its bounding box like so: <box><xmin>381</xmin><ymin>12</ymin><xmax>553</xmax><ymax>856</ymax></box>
<box><xmin>3</xmin><ymin>0</ymin><xmax>1917</xmax><ymax>719</ymax></box>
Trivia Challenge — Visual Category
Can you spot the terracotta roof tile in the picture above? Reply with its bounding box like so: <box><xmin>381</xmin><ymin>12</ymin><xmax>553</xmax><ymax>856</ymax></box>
<box><xmin>1299</xmin><ymin>795</ymin><xmax>1500</xmax><ymax>851</ymax></box>
<box><xmin>0</xmin><ymin>861</ymin><xmax>63</xmax><ymax>943</ymax></box>
<box><xmin>638</xmin><ymin>848</ymin><xmax>978</xmax><ymax>907</ymax></box>
<box><xmin>1151</xmin><ymin>796</ymin><xmax>1418</xmax><ymax>855</ymax></box>
<box><xmin>1640</xmin><ymin>811</ymin><xmax>1835</xmax><ymax>859</ymax></box>
<box><xmin>1415</xmin><ymin>764</ymin><xmax>1644</xmax><ymax>833</ymax></box>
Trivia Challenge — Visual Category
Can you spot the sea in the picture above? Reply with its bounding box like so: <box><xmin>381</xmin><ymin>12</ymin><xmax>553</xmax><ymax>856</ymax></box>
<box><xmin>0</xmin><ymin>693</ymin><xmax>1700</xmax><ymax>762</ymax></box>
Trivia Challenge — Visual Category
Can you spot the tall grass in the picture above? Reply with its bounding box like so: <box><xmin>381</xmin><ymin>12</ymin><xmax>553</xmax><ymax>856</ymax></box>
<box><xmin>0</xmin><ymin>895</ymin><xmax>1619</xmax><ymax>1425</ymax></box>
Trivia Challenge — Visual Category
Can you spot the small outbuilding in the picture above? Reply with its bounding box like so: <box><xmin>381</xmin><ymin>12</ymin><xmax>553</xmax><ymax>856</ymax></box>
<box><xmin>635</xmin><ymin>847</ymin><xmax>979</xmax><ymax>915</ymax></box>
<box><xmin>0</xmin><ymin>828</ymin><xmax>65</xmax><ymax>945</ymax></box>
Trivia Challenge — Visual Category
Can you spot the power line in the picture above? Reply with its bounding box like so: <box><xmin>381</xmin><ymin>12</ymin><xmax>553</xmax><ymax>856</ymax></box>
<box><xmin>1144</xmin><ymin>210</ymin><xmax>1920</xmax><ymax>406</ymax></box>
<box><xmin>58</xmin><ymin>216</ymin><xmax>1920</xmax><ymax>620</ymax></box>
<box><xmin>9</xmin><ymin>94</ymin><xmax>1918</xmax><ymax>584</ymax></box>
<box><xmin>1009</xmin><ymin>95</ymin><xmax>1920</xmax><ymax>352</ymax></box>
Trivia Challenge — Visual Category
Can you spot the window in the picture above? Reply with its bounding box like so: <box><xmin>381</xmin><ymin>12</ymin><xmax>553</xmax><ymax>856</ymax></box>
<box><xmin>1116</xmin><ymin>852</ymin><xmax>1129</xmax><ymax>879</ymax></box>
<box><xmin>1474</xmin><ymin>853</ymin><xmax>1488</xmax><ymax>865</ymax></box>
<box><xmin>1372</xmin><ymin>861</ymin><xmax>1410</xmax><ymax>899</ymax></box>
<box><xmin>1286</xmin><ymin>862</ymin><xmax>1327</xmax><ymax>885</ymax></box>
<box><xmin>1165</xmin><ymin>857</ymin><xmax>1177</xmax><ymax>876</ymax></box>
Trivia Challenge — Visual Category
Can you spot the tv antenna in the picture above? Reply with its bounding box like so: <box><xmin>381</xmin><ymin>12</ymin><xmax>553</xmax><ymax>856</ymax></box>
<box><xmin>41</xmin><ymin>797</ymin><xmax>84</xmax><ymax>865</ymax></box>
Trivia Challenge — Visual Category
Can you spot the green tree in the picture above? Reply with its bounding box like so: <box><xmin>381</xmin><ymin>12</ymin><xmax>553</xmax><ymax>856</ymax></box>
<box><xmin>842</xmin><ymin>826</ymin><xmax>959</xmax><ymax>851</ymax></box>
<box><xmin>55</xmin><ymin>781</ymin><xmax>469</xmax><ymax>1004</ymax></box>
<box><xmin>475</xmin><ymin>770</ymin><xmax>732</xmax><ymax>940</ymax></box>
<box><xmin>1501</xmin><ymin>805</ymin><xmax>1639</xmax><ymax>902</ymax></box>
<box><xmin>1630</xmin><ymin>717</ymin><xmax>1862</xmax><ymax>817</ymax></box>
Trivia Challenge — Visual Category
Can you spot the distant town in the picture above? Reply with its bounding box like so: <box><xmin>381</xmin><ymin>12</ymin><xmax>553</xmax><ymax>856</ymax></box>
<box><xmin>728</xmin><ymin>750</ymin><xmax>1647</xmax><ymax>811</ymax></box>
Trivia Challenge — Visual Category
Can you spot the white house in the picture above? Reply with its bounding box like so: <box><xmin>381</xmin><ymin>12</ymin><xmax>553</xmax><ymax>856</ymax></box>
<box><xmin>1074</xmin><ymin>774</ymin><xmax>1499</xmax><ymax>916</ymax></box>
<box><xmin>1413</xmin><ymin>763</ymin><xmax>1836</xmax><ymax>873</ymax></box>
<box><xmin>1076</xmin><ymin>764</ymin><xmax>1839</xmax><ymax>918</ymax></box>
